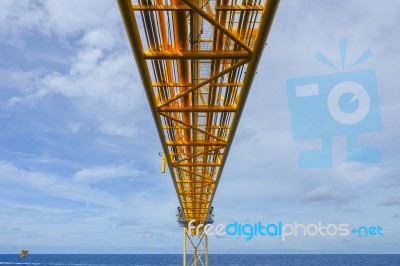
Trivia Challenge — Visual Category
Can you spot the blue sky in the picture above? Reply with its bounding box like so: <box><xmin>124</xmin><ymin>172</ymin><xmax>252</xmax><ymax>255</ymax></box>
<box><xmin>1</xmin><ymin>0</ymin><xmax>399</xmax><ymax>254</ymax></box>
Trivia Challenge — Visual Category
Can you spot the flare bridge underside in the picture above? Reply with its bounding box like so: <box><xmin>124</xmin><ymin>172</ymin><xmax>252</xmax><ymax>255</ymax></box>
<box><xmin>118</xmin><ymin>0</ymin><xmax>279</xmax><ymax>229</ymax></box>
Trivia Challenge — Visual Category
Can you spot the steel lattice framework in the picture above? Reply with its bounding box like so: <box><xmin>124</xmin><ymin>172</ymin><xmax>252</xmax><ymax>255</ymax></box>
<box><xmin>117</xmin><ymin>0</ymin><xmax>279</xmax><ymax>230</ymax></box>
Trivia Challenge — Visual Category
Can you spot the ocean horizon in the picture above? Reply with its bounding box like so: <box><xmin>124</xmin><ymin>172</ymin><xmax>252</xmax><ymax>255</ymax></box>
<box><xmin>1</xmin><ymin>254</ymin><xmax>400</xmax><ymax>265</ymax></box>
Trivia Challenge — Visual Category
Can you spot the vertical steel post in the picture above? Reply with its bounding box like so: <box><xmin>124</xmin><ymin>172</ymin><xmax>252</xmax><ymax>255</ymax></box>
<box><xmin>183</xmin><ymin>228</ymin><xmax>187</xmax><ymax>266</ymax></box>
<box><xmin>205</xmin><ymin>234</ymin><xmax>208</xmax><ymax>266</ymax></box>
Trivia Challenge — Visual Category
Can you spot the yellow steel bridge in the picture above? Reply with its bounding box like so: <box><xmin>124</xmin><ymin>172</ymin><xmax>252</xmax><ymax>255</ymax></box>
<box><xmin>117</xmin><ymin>0</ymin><xmax>279</xmax><ymax>264</ymax></box>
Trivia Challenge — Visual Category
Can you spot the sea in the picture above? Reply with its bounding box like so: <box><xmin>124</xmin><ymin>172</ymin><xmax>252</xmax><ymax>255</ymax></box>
<box><xmin>0</xmin><ymin>254</ymin><xmax>399</xmax><ymax>266</ymax></box>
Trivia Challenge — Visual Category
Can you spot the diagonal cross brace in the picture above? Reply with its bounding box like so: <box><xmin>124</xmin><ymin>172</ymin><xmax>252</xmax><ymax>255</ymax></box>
<box><xmin>157</xmin><ymin>59</ymin><xmax>249</xmax><ymax>108</ymax></box>
<box><xmin>160</xmin><ymin>113</ymin><xmax>227</xmax><ymax>142</ymax></box>
<box><xmin>181</xmin><ymin>0</ymin><xmax>253</xmax><ymax>54</ymax></box>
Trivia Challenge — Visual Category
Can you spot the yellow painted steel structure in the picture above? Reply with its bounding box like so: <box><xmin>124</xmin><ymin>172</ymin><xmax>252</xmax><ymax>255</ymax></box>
<box><xmin>117</xmin><ymin>0</ymin><xmax>278</xmax><ymax>236</ymax></box>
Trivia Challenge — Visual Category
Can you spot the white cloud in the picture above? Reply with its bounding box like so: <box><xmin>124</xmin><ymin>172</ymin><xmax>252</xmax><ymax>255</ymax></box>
<box><xmin>0</xmin><ymin>0</ymin><xmax>120</xmax><ymax>44</ymax></box>
<box><xmin>98</xmin><ymin>122</ymin><xmax>138</xmax><ymax>137</ymax></box>
<box><xmin>70</xmin><ymin>48</ymin><xmax>104</xmax><ymax>76</ymax></box>
<box><xmin>116</xmin><ymin>218</ymin><xmax>138</xmax><ymax>228</ymax></box>
<box><xmin>380</xmin><ymin>195</ymin><xmax>400</xmax><ymax>207</ymax></box>
<box><xmin>73</xmin><ymin>164</ymin><xmax>143</xmax><ymax>184</ymax></box>
<box><xmin>1</xmin><ymin>1</ymin><xmax>144</xmax><ymax>139</ymax></box>
<box><xmin>300</xmin><ymin>185</ymin><xmax>353</xmax><ymax>204</ymax></box>
<box><xmin>1</xmin><ymin>68</ymin><xmax>45</xmax><ymax>106</ymax></box>
<box><xmin>334</xmin><ymin>163</ymin><xmax>384</xmax><ymax>184</ymax></box>
<box><xmin>79</xmin><ymin>28</ymin><xmax>121</xmax><ymax>50</ymax></box>
<box><xmin>42</xmin><ymin>0</ymin><xmax>119</xmax><ymax>37</ymax></box>
<box><xmin>3</xmin><ymin>33</ymin><xmax>145</xmax><ymax>137</ymax></box>
<box><xmin>0</xmin><ymin>0</ymin><xmax>47</xmax><ymax>47</ymax></box>
<box><xmin>0</xmin><ymin>160</ymin><xmax>54</xmax><ymax>186</ymax></box>
<box><xmin>9</xmin><ymin>43</ymin><xmax>138</xmax><ymax>104</ymax></box>
<box><xmin>67</xmin><ymin>122</ymin><xmax>86</xmax><ymax>134</ymax></box>
<box><xmin>0</xmin><ymin>160</ymin><xmax>119</xmax><ymax>207</ymax></box>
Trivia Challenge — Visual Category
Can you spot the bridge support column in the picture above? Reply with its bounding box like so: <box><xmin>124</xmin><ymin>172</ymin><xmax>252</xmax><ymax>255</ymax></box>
<box><xmin>183</xmin><ymin>228</ymin><xmax>208</xmax><ymax>266</ymax></box>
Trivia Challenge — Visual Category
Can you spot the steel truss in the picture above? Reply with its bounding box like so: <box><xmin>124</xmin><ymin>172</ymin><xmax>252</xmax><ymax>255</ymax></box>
<box><xmin>117</xmin><ymin>0</ymin><xmax>279</xmax><ymax>263</ymax></box>
<box><xmin>183</xmin><ymin>228</ymin><xmax>208</xmax><ymax>266</ymax></box>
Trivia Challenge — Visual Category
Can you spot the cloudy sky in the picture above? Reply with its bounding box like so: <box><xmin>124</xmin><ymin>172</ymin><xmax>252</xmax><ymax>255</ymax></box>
<box><xmin>1</xmin><ymin>0</ymin><xmax>399</xmax><ymax>254</ymax></box>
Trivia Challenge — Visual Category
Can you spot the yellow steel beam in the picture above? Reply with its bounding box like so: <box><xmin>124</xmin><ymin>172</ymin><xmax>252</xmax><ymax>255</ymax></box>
<box><xmin>215</xmin><ymin>5</ymin><xmax>264</xmax><ymax>11</ymax></box>
<box><xmin>132</xmin><ymin>4</ymin><xmax>263</xmax><ymax>11</ymax></box>
<box><xmin>166</xmin><ymin>141</ymin><xmax>227</xmax><ymax>146</ymax></box>
<box><xmin>143</xmin><ymin>50</ymin><xmax>251</xmax><ymax>59</ymax></box>
<box><xmin>132</xmin><ymin>4</ymin><xmax>190</xmax><ymax>10</ymax></box>
<box><xmin>181</xmin><ymin>200</ymin><xmax>213</xmax><ymax>203</ymax></box>
<box><xmin>152</xmin><ymin>82</ymin><xmax>243</xmax><ymax>87</ymax></box>
<box><xmin>159</xmin><ymin>106</ymin><xmax>237</xmax><ymax>112</ymax></box>
<box><xmin>175</xmin><ymin>163</ymin><xmax>221</xmax><ymax>167</ymax></box>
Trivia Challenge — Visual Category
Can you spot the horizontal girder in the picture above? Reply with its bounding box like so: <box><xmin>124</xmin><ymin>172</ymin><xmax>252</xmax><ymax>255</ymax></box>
<box><xmin>143</xmin><ymin>50</ymin><xmax>251</xmax><ymax>59</ymax></box>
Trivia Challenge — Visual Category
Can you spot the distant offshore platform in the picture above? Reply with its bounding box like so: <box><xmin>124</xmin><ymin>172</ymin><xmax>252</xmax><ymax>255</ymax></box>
<box><xmin>19</xmin><ymin>249</ymin><xmax>28</xmax><ymax>258</ymax></box>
